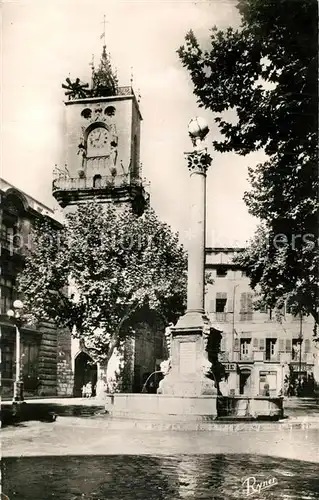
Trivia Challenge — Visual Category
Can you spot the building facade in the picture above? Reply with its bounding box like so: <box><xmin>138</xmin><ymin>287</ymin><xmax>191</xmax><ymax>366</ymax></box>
<box><xmin>1</xmin><ymin>178</ymin><xmax>62</xmax><ymax>398</ymax></box>
<box><xmin>205</xmin><ymin>247</ymin><xmax>317</xmax><ymax>397</ymax></box>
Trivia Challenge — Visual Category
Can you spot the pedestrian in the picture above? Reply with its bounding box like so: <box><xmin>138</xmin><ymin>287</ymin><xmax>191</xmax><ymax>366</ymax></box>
<box><xmin>86</xmin><ymin>382</ymin><xmax>92</xmax><ymax>398</ymax></box>
<box><xmin>82</xmin><ymin>385</ymin><xmax>87</xmax><ymax>398</ymax></box>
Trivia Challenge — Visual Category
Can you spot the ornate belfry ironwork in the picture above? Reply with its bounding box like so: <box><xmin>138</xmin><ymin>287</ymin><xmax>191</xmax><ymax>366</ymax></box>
<box><xmin>62</xmin><ymin>45</ymin><xmax>119</xmax><ymax>100</ymax></box>
<box><xmin>91</xmin><ymin>45</ymin><xmax>118</xmax><ymax>97</ymax></box>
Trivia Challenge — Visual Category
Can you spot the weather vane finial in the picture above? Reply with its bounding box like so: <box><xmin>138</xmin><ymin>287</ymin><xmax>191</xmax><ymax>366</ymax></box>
<box><xmin>100</xmin><ymin>14</ymin><xmax>107</xmax><ymax>47</ymax></box>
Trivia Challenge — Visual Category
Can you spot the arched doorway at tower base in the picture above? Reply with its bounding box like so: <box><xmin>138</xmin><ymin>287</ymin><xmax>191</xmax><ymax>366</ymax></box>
<box><xmin>74</xmin><ymin>351</ymin><xmax>97</xmax><ymax>397</ymax></box>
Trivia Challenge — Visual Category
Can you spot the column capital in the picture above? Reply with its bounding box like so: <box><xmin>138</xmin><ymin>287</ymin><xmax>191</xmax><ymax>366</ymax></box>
<box><xmin>185</xmin><ymin>148</ymin><xmax>212</xmax><ymax>174</ymax></box>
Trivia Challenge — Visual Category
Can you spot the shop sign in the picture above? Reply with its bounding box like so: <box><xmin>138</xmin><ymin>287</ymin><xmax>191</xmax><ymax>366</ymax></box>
<box><xmin>291</xmin><ymin>362</ymin><xmax>307</xmax><ymax>372</ymax></box>
<box><xmin>223</xmin><ymin>363</ymin><xmax>237</xmax><ymax>371</ymax></box>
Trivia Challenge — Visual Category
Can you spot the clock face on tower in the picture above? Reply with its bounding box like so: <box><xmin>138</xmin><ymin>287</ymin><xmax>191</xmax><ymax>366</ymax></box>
<box><xmin>88</xmin><ymin>127</ymin><xmax>108</xmax><ymax>149</ymax></box>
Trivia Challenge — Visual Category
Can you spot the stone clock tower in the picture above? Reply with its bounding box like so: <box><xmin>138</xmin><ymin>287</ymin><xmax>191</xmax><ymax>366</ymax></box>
<box><xmin>53</xmin><ymin>45</ymin><xmax>161</xmax><ymax>398</ymax></box>
<box><xmin>53</xmin><ymin>45</ymin><xmax>149</xmax><ymax>215</ymax></box>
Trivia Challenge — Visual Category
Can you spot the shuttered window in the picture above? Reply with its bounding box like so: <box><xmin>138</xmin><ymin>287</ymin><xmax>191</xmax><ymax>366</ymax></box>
<box><xmin>285</xmin><ymin>339</ymin><xmax>292</xmax><ymax>353</ymax></box>
<box><xmin>259</xmin><ymin>338</ymin><xmax>265</xmax><ymax>351</ymax></box>
<box><xmin>220</xmin><ymin>335</ymin><xmax>226</xmax><ymax>352</ymax></box>
<box><xmin>209</xmin><ymin>300</ymin><xmax>215</xmax><ymax>313</ymax></box>
<box><xmin>304</xmin><ymin>339</ymin><xmax>311</xmax><ymax>353</ymax></box>
<box><xmin>253</xmin><ymin>338</ymin><xmax>259</xmax><ymax>350</ymax></box>
<box><xmin>279</xmin><ymin>339</ymin><xmax>285</xmax><ymax>352</ymax></box>
<box><xmin>234</xmin><ymin>338</ymin><xmax>240</xmax><ymax>351</ymax></box>
<box><xmin>240</xmin><ymin>292</ymin><xmax>253</xmax><ymax>321</ymax></box>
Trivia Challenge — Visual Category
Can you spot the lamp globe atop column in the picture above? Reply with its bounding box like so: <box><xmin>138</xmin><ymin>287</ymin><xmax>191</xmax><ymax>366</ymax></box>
<box><xmin>188</xmin><ymin>117</ymin><xmax>209</xmax><ymax>141</ymax></box>
<box><xmin>7</xmin><ymin>309</ymin><xmax>15</xmax><ymax>318</ymax></box>
<box><xmin>13</xmin><ymin>300</ymin><xmax>24</xmax><ymax>310</ymax></box>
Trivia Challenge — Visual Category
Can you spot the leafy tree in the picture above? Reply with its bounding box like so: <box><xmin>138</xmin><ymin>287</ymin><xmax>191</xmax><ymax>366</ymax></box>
<box><xmin>17</xmin><ymin>202</ymin><xmax>187</xmax><ymax>364</ymax></box>
<box><xmin>178</xmin><ymin>0</ymin><xmax>318</xmax><ymax>329</ymax></box>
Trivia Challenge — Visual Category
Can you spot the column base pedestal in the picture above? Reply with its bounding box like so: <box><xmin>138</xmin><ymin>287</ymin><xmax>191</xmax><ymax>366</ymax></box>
<box><xmin>158</xmin><ymin>311</ymin><xmax>222</xmax><ymax>397</ymax></box>
<box><xmin>158</xmin><ymin>372</ymin><xmax>217</xmax><ymax>397</ymax></box>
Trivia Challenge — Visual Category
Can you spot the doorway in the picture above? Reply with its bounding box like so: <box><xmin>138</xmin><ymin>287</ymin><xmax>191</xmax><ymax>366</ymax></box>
<box><xmin>239</xmin><ymin>368</ymin><xmax>252</xmax><ymax>395</ymax></box>
<box><xmin>74</xmin><ymin>351</ymin><xmax>97</xmax><ymax>397</ymax></box>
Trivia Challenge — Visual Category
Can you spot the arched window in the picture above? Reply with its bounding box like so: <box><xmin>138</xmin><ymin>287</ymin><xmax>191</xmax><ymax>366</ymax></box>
<box><xmin>93</xmin><ymin>174</ymin><xmax>102</xmax><ymax>188</ymax></box>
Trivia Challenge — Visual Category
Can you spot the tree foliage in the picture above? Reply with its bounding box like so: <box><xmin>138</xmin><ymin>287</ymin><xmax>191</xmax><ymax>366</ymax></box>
<box><xmin>17</xmin><ymin>202</ymin><xmax>187</xmax><ymax>363</ymax></box>
<box><xmin>178</xmin><ymin>0</ymin><xmax>318</xmax><ymax>329</ymax></box>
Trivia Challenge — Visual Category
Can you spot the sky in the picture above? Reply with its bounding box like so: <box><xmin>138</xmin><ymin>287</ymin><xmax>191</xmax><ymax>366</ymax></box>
<box><xmin>2</xmin><ymin>0</ymin><xmax>264</xmax><ymax>247</ymax></box>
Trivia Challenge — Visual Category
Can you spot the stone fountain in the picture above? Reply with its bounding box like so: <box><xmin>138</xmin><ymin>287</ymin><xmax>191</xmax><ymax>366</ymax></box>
<box><xmin>105</xmin><ymin>118</ymin><xmax>283</xmax><ymax>422</ymax></box>
<box><xmin>106</xmin><ymin>118</ymin><xmax>223</xmax><ymax>421</ymax></box>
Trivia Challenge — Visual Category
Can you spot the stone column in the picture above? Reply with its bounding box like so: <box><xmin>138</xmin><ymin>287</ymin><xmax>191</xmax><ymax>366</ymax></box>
<box><xmin>158</xmin><ymin>118</ymin><xmax>222</xmax><ymax>398</ymax></box>
<box><xmin>186</xmin><ymin>148</ymin><xmax>210</xmax><ymax>315</ymax></box>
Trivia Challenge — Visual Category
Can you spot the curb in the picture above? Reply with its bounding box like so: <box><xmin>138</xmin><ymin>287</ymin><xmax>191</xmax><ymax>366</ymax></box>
<box><xmin>53</xmin><ymin>415</ymin><xmax>319</xmax><ymax>432</ymax></box>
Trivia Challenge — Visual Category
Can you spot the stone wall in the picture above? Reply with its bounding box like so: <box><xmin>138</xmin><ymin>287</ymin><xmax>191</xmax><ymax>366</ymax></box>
<box><xmin>37</xmin><ymin>321</ymin><xmax>58</xmax><ymax>396</ymax></box>
<box><xmin>57</xmin><ymin>359</ymin><xmax>74</xmax><ymax>396</ymax></box>
<box><xmin>56</xmin><ymin>327</ymin><xmax>73</xmax><ymax>396</ymax></box>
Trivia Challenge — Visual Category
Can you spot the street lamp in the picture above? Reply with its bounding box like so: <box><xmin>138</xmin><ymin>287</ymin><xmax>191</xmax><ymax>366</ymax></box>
<box><xmin>7</xmin><ymin>299</ymin><xmax>24</xmax><ymax>403</ymax></box>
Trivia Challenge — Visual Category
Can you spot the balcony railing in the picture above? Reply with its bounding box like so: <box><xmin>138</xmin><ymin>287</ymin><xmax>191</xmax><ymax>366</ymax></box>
<box><xmin>216</xmin><ymin>312</ymin><xmax>227</xmax><ymax>322</ymax></box>
<box><xmin>66</xmin><ymin>86</ymin><xmax>136</xmax><ymax>102</ymax></box>
<box><xmin>240</xmin><ymin>312</ymin><xmax>253</xmax><ymax>322</ymax></box>
<box><xmin>116</xmin><ymin>86</ymin><xmax>135</xmax><ymax>97</ymax></box>
<box><xmin>52</xmin><ymin>174</ymin><xmax>147</xmax><ymax>193</ymax></box>
<box><xmin>240</xmin><ymin>353</ymin><xmax>253</xmax><ymax>361</ymax></box>
<box><xmin>265</xmin><ymin>355</ymin><xmax>280</xmax><ymax>362</ymax></box>
<box><xmin>209</xmin><ymin>312</ymin><xmax>232</xmax><ymax>323</ymax></box>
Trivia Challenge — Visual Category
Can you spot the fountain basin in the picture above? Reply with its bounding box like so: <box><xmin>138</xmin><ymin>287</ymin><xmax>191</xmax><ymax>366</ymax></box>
<box><xmin>105</xmin><ymin>394</ymin><xmax>284</xmax><ymax>421</ymax></box>
<box><xmin>105</xmin><ymin>394</ymin><xmax>218</xmax><ymax>421</ymax></box>
<box><xmin>217</xmin><ymin>395</ymin><xmax>284</xmax><ymax>420</ymax></box>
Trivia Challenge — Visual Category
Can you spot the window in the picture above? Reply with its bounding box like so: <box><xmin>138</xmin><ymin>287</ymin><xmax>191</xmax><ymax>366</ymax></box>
<box><xmin>215</xmin><ymin>293</ymin><xmax>227</xmax><ymax>312</ymax></box>
<box><xmin>292</xmin><ymin>339</ymin><xmax>301</xmax><ymax>360</ymax></box>
<box><xmin>1</xmin><ymin>344</ymin><xmax>14</xmax><ymax>379</ymax></box>
<box><xmin>240</xmin><ymin>292</ymin><xmax>253</xmax><ymax>321</ymax></box>
<box><xmin>0</xmin><ymin>277</ymin><xmax>16</xmax><ymax>314</ymax></box>
<box><xmin>241</xmin><ymin>341</ymin><xmax>249</xmax><ymax>355</ymax></box>
<box><xmin>216</xmin><ymin>266</ymin><xmax>228</xmax><ymax>277</ymax></box>
<box><xmin>105</xmin><ymin>106</ymin><xmax>116</xmax><ymax>117</ymax></box>
<box><xmin>240</xmin><ymin>339</ymin><xmax>251</xmax><ymax>359</ymax></box>
<box><xmin>81</xmin><ymin>108</ymin><xmax>92</xmax><ymax>119</ymax></box>
<box><xmin>265</xmin><ymin>339</ymin><xmax>277</xmax><ymax>360</ymax></box>
<box><xmin>1</xmin><ymin>223</ymin><xmax>14</xmax><ymax>241</ymax></box>
<box><xmin>93</xmin><ymin>174</ymin><xmax>102</xmax><ymax>188</ymax></box>
<box><xmin>304</xmin><ymin>339</ymin><xmax>311</xmax><ymax>353</ymax></box>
